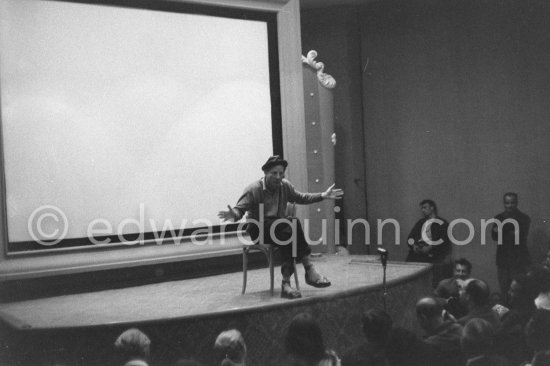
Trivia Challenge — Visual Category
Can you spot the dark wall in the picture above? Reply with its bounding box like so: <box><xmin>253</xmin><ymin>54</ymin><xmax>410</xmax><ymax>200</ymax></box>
<box><xmin>301</xmin><ymin>0</ymin><xmax>550</xmax><ymax>289</ymax></box>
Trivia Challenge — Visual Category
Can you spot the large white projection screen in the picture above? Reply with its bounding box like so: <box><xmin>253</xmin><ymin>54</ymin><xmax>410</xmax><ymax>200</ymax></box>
<box><xmin>0</xmin><ymin>0</ymin><xmax>275</xmax><ymax>247</ymax></box>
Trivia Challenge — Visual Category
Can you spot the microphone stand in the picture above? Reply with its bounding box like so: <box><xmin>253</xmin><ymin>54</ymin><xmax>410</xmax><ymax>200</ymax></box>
<box><xmin>377</xmin><ymin>248</ymin><xmax>389</xmax><ymax>311</ymax></box>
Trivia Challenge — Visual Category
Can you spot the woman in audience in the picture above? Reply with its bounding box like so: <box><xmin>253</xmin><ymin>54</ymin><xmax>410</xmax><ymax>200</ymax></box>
<box><xmin>113</xmin><ymin>328</ymin><xmax>151</xmax><ymax>366</ymax></box>
<box><xmin>214</xmin><ymin>329</ymin><xmax>247</xmax><ymax>366</ymax></box>
<box><xmin>284</xmin><ymin>312</ymin><xmax>341</xmax><ymax>366</ymax></box>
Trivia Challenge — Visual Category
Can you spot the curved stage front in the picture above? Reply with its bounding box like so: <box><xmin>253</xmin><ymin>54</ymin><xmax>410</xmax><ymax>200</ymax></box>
<box><xmin>0</xmin><ymin>255</ymin><xmax>432</xmax><ymax>365</ymax></box>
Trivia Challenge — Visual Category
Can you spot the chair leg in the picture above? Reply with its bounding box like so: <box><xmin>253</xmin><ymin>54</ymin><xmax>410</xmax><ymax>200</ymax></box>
<box><xmin>242</xmin><ymin>247</ymin><xmax>249</xmax><ymax>295</ymax></box>
<box><xmin>293</xmin><ymin>258</ymin><xmax>300</xmax><ymax>291</ymax></box>
<box><xmin>269</xmin><ymin>246</ymin><xmax>275</xmax><ymax>296</ymax></box>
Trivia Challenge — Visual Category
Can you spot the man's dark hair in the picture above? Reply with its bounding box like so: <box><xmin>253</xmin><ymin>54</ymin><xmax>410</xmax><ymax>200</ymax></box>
<box><xmin>361</xmin><ymin>308</ymin><xmax>393</xmax><ymax>343</ymax></box>
<box><xmin>420</xmin><ymin>199</ymin><xmax>437</xmax><ymax>215</ymax></box>
<box><xmin>454</xmin><ymin>258</ymin><xmax>472</xmax><ymax>274</ymax></box>
<box><xmin>465</xmin><ymin>279</ymin><xmax>490</xmax><ymax>306</ymax></box>
<box><xmin>285</xmin><ymin>312</ymin><xmax>325</xmax><ymax>365</ymax></box>
<box><xmin>503</xmin><ymin>192</ymin><xmax>518</xmax><ymax>201</ymax></box>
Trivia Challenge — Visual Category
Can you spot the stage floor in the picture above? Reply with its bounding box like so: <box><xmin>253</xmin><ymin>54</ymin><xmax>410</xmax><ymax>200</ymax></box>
<box><xmin>0</xmin><ymin>254</ymin><xmax>430</xmax><ymax>330</ymax></box>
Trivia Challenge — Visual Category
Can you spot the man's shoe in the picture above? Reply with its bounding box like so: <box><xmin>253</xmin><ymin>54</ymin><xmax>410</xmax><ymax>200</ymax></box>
<box><xmin>305</xmin><ymin>265</ymin><xmax>331</xmax><ymax>288</ymax></box>
<box><xmin>281</xmin><ymin>281</ymin><xmax>302</xmax><ymax>299</ymax></box>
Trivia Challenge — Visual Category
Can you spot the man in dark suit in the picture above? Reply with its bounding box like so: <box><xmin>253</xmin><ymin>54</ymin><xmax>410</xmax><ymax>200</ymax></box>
<box><xmin>406</xmin><ymin>199</ymin><xmax>452</xmax><ymax>286</ymax></box>
<box><xmin>491</xmin><ymin>192</ymin><xmax>531</xmax><ymax>297</ymax></box>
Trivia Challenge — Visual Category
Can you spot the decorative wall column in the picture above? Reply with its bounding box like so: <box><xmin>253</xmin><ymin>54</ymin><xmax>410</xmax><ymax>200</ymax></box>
<box><xmin>302</xmin><ymin>51</ymin><xmax>337</xmax><ymax>254</ymax></box>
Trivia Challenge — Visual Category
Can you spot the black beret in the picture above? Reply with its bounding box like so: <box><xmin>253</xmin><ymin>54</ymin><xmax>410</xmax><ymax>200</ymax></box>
<box><xmin>261</xmin><ymin>155</ymin><xmax>288</xmax><ymax>171</ymax></box>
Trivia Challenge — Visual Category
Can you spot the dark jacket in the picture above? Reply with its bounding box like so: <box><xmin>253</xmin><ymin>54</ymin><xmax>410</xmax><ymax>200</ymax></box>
<box><xmin>491</xmin><ymin>209</ymin><xmax>531</xmax><ymax>270</ymax></box>
<box><xmin>423</xmin><ymin>321</ymin><xmax>465</xmax><ymax>366</ymax></box>
<box><xmin>406</xmin><ymin>217</ymin><xmax>452</xmax><ymax>263</ymax></box>
<box><xmin>458</xmin><ymin>305</ymin><xmax>501</xmax><ymax>332</ymax></box>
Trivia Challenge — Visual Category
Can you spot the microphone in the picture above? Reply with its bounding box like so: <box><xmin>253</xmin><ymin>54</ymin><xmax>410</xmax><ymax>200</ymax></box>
<box><xmin>377</xmin><ymin>247</ymin><xmax>389</xmax><ymax>311</ymax></box>
<box><xmin>377</xmin><ymin>247</ymin><xmax>388</xmax><ymax>267</ymax></box>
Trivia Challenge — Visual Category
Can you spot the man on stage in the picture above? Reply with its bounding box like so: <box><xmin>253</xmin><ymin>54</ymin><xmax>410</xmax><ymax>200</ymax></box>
<box><xmin>218</xmin><ymin>155</ymin><xmax>343</xmax><ymax>299</ymax></box>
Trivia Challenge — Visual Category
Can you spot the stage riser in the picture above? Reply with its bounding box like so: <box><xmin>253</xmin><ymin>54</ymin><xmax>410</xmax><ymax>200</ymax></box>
<box><xmin>0</xmin><ymin>270</ymin><xmax>431</xmax><ymax>366</ymax></box>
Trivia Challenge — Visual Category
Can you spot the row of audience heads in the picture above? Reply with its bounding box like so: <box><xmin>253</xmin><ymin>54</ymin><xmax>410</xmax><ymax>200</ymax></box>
<box><xmin>113</xmin><ymin>311</ymin><xmax>335</xmax><ymax>366</ymax></box>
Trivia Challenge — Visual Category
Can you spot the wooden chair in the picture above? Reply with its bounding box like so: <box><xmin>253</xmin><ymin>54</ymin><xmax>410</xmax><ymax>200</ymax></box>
<box><xmin>242</xmin><ymin>204</ymin><xmax>300</xmax><ymax>295</ymax></box>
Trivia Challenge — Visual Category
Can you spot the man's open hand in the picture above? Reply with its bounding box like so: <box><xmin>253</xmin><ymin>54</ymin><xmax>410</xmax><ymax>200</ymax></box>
<box><xmin>218</xmin><ymin>205</ymin><xmax>238</xmax><ymax>222</ymax></box>
<box><xmin>321</xmin><ymin>183</ymin><xmax>344</xmax><ymax>200</ymax></box>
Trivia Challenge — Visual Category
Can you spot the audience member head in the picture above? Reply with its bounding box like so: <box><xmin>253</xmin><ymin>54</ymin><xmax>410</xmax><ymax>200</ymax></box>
<box><xmin>453</xmin><ymin>258</ymin><xmax>472</xmax><ymax>281</ymax></box>
<box><xmin>461</xmin><ymin>318</ymin><xmax>495</xmax><ymax>358</ymax></box>
<box><xmin>214</xmin><ymin>329</ymin><xmax>247</xmax><ymax>366</ymax></box>
<box><xmin>462</xmin><ymin>279</ymin><xmax>491</xmax><ymax>309</ymax></box>
<box><xmin>361</xmin><ymin>308</ymin><xmax>393</xmax><ymax>344</ymax></box>
<box><xmin>525</xmin><ymin>309</ymin><xmax>550</xmax><ymax>352</ymax></box>
<box><xmin>113</xmin><ymin>328</ymin><xmax>151</xmax><ymax>365</ymax></box>
<box><xmin>419</xmin><ymin>199</ymin><xmax>437</xmax><ymax>217</ymax></box>
<box><xmin>416</xmin><ymin>297</ymin><xmax>444</xmax><ymax>334</ymax></box>
<box><xmin>503</xmin><ymin>192</ymin><xmax>518</xmax><ymax>212</ymax></box>
<box><xmin>508</xmin><ymin>273</ymin><xmax>538</xmax><ymax>309</ymax></box>
<box><xmin>285</xmin><ymin>312</ymin><xmax>326</xmax><ymax>365</ymax></box>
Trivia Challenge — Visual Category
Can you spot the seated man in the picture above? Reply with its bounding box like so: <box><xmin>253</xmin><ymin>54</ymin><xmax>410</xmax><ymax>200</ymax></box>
<box><xmin>458</xmin><ymin>279</ymin><xmax>501</xmax><ymax>331</ymax></box>
<box><xmin>406</xmin><ymin>199</ymin><xmax>452</xmax><ymax>287</ymax></box>
<box><xmin>416</xmin><ymin>297</ymin><xmax>465</xmax><ymax>366</ymax></box>
<box><xmin>434</xmin><ymin>258</ymin><xmax>472</xmax><ymax>318</ymax></box>
<box><xmin>218</xmin><ymin>155</ymin><xmax>343</xmax><ymax>299</ymax></box>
